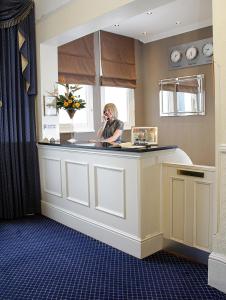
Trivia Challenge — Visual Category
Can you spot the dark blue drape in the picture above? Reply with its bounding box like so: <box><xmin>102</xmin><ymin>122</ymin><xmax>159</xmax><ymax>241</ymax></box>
<box><xmin>0</xmin><ymin>0</ymin><xmax>41</xmax><ymax>219</ymax></box>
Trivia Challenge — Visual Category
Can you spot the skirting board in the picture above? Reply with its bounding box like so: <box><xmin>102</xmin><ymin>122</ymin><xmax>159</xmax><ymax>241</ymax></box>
<box><xmin>208</xmin><ymin>252</ymin><xmax>226</xmax><ymax>293</ymax></box>
<box><xmin>41</xmin><ymin>201</ymin><xmax>163</xmax><ymax>259</ymax></box>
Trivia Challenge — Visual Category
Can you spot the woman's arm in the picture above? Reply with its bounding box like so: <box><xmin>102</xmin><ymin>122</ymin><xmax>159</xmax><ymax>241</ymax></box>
<box><xmin>97</xmin><ymin>119</ymin><xmax>108</xmax><ymax>139</ymax></box>
<box><xmin>103</xmin><ymin>129</ymin><xmax>122</xmax><ymax>143</ymax></box>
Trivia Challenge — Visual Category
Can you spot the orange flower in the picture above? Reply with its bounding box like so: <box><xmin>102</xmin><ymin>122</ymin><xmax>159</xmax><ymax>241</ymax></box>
<box><xmin>64</xmin><ymin>101</ymin><xmax>69</xmax><ymax>107</ymax></box>
<box><xmin>68</xmin><ymin>99</ymin><xmax>73</xmax><ymax>104</ymax></box>
<box><xmin>75</xmin><ymin>102</ymin><xmax>80</xmax><ymax>108</ymax></box>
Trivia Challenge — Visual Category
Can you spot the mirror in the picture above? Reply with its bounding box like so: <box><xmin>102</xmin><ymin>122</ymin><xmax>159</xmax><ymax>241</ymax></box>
<box><xmin>159</xmin><ymin>74</ymin><xmax>205</xmax><ymax>116</ymax></box>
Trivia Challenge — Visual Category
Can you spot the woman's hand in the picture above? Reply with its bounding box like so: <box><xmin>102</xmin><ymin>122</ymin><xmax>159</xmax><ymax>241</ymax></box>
<box><xmin>102</xmin><ymin>115</ymin><xmax>108</xmax><ymax>122</ymax></box>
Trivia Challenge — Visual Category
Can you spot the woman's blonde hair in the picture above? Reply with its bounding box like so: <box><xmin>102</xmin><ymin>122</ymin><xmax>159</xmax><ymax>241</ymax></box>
<box><xmin>103</xmin><ymin>103</ymin><xmax>118</xmax><ymax>119</ymax></box>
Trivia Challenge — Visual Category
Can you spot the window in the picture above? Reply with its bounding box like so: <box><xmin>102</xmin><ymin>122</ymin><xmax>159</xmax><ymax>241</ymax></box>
<box><xmin>101</xmin><ymin>86</ymin><xmax>135</xmax><ymax>129</ymax></box>
<box><xmin>58</xmin><ymin>84</ymin><xmax>94</xmax><ymax>132</ymax></box>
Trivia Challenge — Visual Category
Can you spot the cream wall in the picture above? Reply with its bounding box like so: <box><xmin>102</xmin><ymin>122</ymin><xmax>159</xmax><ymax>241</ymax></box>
<box><xmin>208</xmin><ymin>0</ymin><xmax>226</xmax><ymax>293</ymax></box>
<box><xmin>40</xmin><ymin>44</ymin><xmax>59</xmax><ymax>140</ymax></box>
<box><xmin>141</xmin><ymin>27</ymin><xmax>214</xmax><ymax>166</ymax></box>
<box><xmin>212</xmin><ymin>1</ymin><xmax>226</xmax><ymax>146</ymax></box>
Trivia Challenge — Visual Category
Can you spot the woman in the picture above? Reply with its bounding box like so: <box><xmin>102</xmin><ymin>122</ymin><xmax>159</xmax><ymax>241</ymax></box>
<box><xmin>97</xmin><ymin>103</ymin><xmax>124</xmax><ymax>143</ymax></box>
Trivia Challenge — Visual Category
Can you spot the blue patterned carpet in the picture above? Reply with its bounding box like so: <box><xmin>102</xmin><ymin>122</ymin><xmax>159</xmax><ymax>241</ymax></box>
<box><xmin>0</xmin><ymin>215</ymin><xmax>225</xmax><ymax>300</ymax></box>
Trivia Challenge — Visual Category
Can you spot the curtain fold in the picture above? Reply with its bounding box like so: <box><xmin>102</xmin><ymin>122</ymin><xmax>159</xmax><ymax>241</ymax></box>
<box><xmin>58</xmin><ymin>33</ymin><xmax>95</xmax><ymax>85</ymax></box>
<box><xmin>100</xmin><ymin>31</ymin><xmax>136</xmax><ymax>88</ymax></box>
<box><xmin>0</xmin><ymin>0</ymin><xmax>33</xmax><ymax>28</ymax></box>
<box><xmin>0</xmin><ymin>0</ymin><xmax>41</xmax><ymax>219</ymax></box>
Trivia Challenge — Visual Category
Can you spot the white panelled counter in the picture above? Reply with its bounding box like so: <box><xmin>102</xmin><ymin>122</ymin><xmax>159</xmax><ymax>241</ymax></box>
<box><xmin>38</xmin><ymin>142</ymin><xmax>192</xmax><ymax>258</ymax></box>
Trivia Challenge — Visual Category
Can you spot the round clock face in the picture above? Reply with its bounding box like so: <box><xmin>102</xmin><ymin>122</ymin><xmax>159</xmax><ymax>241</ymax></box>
<box><xmin>185</xmin><ymin>46</ymin><xmax>198</xmax><ymax>60</ymax></box>
<box><xmin>170</xmin><ymin>49</ymin><xmax>182</xmax><ymax>63</ymax></box>
<box><xmin>202</xmin><ymin>43</ymin><xmax>213</xmax><ymax>57</ymax></box>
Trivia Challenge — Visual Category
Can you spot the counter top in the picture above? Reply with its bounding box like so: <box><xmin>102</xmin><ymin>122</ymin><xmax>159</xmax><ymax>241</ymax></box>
<box><xmin>38</xmin><ymin>141</ymin><xmax>177</xmax><ymax>153</ymax></box>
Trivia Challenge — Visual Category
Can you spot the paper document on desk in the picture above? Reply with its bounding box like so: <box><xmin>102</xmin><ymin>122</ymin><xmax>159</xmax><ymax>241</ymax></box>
<box><xmin>67</xmin><ymin>138</ymin><xmax>77</xmax><ymax>143</ymax></box>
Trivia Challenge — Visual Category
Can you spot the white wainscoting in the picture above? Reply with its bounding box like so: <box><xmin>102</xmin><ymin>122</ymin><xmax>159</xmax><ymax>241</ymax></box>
<box><xmin>65</xmin><ymin>160</ymin><xmax>90</xmax><ymax>207</ymax></box>
<box><xmin>171</xmin><ymin>177</ymin><xmax>185</xmax><ymax>243</ymax></box>
<box><xmin>194</xmin><ymin>181</ymin><xmax>212</xmax><ymax>250</ymax></box>
<box><xmin>163</xmin><ymin>163</ymin><xmax>216</xmax><ymax>252</ymax></box>
<box><xmin>208</xmin><ymin>145</ymin><xmax>226</xmax><ymax>293</ymax></box>
<box><xmin>40</xmin><ymin>157</ymin><xmax>62</xmax><ymax>197</ymax></box>
<box><xmin>94</xmin><ymin>164</ymin><xmax>125</xmax><ymax>218</ymax></box>
<box><xmin>209</xmin><ymin>252</ymin><xmax>226</xmax><ymax>293</ymax></box>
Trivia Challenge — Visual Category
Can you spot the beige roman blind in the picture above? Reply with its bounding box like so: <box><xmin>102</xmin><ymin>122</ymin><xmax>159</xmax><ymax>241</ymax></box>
<box><xmin>161</xmin><ymin>83</ymin><xmax>177</xmax><ymax>92</ymax></box>
<box><xmin>100</xmin><ymin>31</ymin><xmax>136</xmax><ymax>88</ymax></box>
<box><xmin>58</xmin><ymin>33</ymin><xmax>95</xmax><ymax>85</ymax></box>
<box><xmin>161</xmin><ymin>80</ymin><xmax>199</xmax><ymax>93</ymax></box>
<box><xmin>177</xmin><ymin>79</ymin><xmax>199</xmax><ymax>94</ymax></box>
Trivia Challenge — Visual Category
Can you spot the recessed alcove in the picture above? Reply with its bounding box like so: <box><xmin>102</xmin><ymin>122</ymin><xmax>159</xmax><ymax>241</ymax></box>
<box><xmin>38</xmin><ymin>0</ymin><xmax>214</xmax><ymax>166</ymax></box>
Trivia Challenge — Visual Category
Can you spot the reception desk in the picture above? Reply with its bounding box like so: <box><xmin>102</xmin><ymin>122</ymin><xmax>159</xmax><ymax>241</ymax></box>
<box><xmin>38</xmin><ymin>142</ymin><xmax>192</xmax><ymax>258</ymax></box>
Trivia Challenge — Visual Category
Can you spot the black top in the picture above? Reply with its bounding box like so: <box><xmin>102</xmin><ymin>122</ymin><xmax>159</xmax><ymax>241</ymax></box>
<box><xmin>38</xmin><ymin>141</ymin><xmax>178</xmax><ymax>153</ymax></box>
<box><xmin>102</xmin><ymin>119</ymin><xmax>124</xmax><ymax>142</ymax></box>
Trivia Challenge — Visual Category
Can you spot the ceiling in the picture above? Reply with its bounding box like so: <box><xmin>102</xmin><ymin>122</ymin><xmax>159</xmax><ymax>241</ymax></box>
<box><xmin>34</xmin><ymin>0</ymin><xmax>212</xmax><ymax>44</ymax></box>
<box><xmin>34</xmin><ymin>0</ymin><xmax>72</xmax><ymax>21</ymax></box>
<box><xmin>103</xmin><ymin>0</ymin><xmax>212</xmax><ymax>43</ymax></box>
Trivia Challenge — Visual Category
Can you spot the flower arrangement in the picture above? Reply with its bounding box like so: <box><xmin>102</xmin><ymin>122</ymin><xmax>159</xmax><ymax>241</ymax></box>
<box><xmin>55</xmin><ymin>82</ymin><xmax>86</xmax><ymax>118</ymax></box>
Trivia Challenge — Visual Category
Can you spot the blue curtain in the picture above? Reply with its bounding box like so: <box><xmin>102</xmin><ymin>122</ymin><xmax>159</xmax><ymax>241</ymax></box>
<box><xmin>0</xmin><ymin>0</ymin><xmax>41</xmax><ymax>219</ymax></box>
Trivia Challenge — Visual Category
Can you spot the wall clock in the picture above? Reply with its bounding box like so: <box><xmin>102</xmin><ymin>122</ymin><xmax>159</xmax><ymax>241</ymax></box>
<box><xmin>170</xmin><ymin>49</ymin><xmax>182</xmax><ymax>63</ymax></box>
<box><xmin>169</xmin><ymin>37</ymin><xmax>213</xmax><ymax>69</ymax></box>
<box><xmin>202</xmin><ymin>42</ymin><xmax>213</xmax><ymax>57</ymax></box>
<box><xmin>185</xmin><ymin>46</ymin><xmax>198</xmax><ymax>61</ymax></box>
